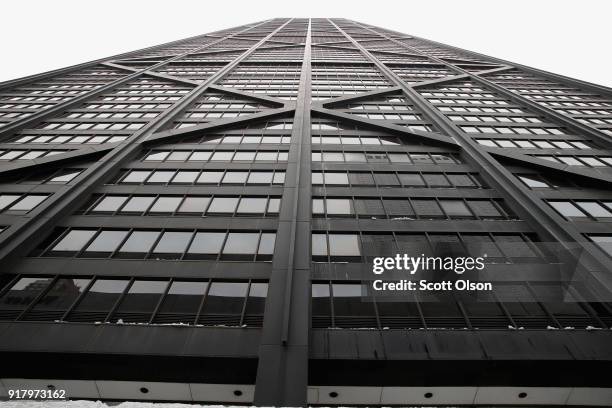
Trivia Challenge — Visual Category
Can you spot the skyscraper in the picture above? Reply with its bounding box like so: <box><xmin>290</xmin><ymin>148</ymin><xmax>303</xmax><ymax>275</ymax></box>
<box><xmin>0</xmin><ymin>17</ymin><xmax>611</xmax><ymax>406</ymax></box>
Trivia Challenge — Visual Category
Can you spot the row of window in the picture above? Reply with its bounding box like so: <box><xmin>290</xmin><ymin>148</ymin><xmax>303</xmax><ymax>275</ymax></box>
<box><xmin>312</xmin><ymin>171</ymin><xmax>484</xmax><ymax>188</ymax></box>
<box><xmin>37</xmin><ymin>229</ymin><xmax>276</xmax><ymax>261</ymax></box>
<box><xmin>438</xmin><ymin>106</ymin><xmax>527</xmax><ymax>114</ymax></box>
<box><xmin>0</xmin><ymin>194</ymin><xmax>48</xmax><ymax>213</ymax></box>
<box><xmin>311</xmin><ymin>231</ymin><xmax>541</xmax><ymax>263</ymax></box>
<box><xmin>312</xmin><ymin>197</ymin><xmax>515</xmax><ymax>220</ymax></box>
<box><xmin>0</xmin><ymin>150</ymin><xmax>66</xmax><ymax>161</ymax></box>
<box><xmin>175</xmin><ymin>135</ymin><xmax>292</xmax><ymax>145</ymax></box>
<box><xmin>142</xmin><ymin>150</ymin><xmax>289</xmax><ymax>163</ymax></box>
<box><xmin>311</xmin><ymin>281</ymin><xmax>609</xmax><ymax>329</ymax></box>
<box><xmin>461</xmin><ymin>125</ymin><xmax>564</xmax><ymax>136</ymax></box>
<box><xmin>11</xmin><ymin>168</ymin><xmax>83</xmax><ymax>185</ymax></box>
<box><xmin>477</xmin><ymin>139</ymin><xmax>591</xmax><ymax>150</ymax></box>
<box><xmin>64</xmin><ymin>110</ymin><xmax>166</xmax><ymax>119</ymax></box>
<box><xmin>39</xmin><ymin>122</ymin><xmax>146</xmax><ymax>131</ymax></box>
<box><xmin>0</xmin><ymin>276</ymin><xmax>267</xmax><ymax>326</ymax></box>
<box><xmin>548</xmin><ymin>200</ymin><xmax>612</xmax><ymax>221</ymax></box>
<box><xmin>10</xmin><ymin>135</ymin><xmax>127</xmax><ymax>145</ymax></box>
<box><xmin>113</xmin><ymin>169</ymin><xmax>286</xmax><ymax>186</ymax></box>
<box><xmin>311</xmin><ymin>151</ymin><xmax>461</xmax><ymax>164</ymax></box>
<box><xmin>535</xmin><ymin>155</ymin><xmax>612</xmax><ymax>168</ymax></box>
<box><xmin>311</xmin><ymin>135</ymin><xmax>407</xmax><ymax>146</ymax></box>
<box><xmin>449</xmin><ymin>114</ymin><xmax>543</xmax><ymax>124</ymax></box>
<box><xmin>80</xmin><ymin>194</ymin><xmax>281</xmax><ymax>217</ymax></box>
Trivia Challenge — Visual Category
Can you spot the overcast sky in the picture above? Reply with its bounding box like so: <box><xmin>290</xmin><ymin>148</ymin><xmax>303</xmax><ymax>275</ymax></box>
<box><xmin>1</xmin><ymin>0</ymin><xmax>610</xmax><ymax>87</ymax></box>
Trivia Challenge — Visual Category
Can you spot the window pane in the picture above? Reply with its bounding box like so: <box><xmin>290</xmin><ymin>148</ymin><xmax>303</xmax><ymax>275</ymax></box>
<box><xmin>8</xmin><ymin>195</ymin><xmax>47</xmax><ymax>211</ymax></box>
<box><xmin>197</xmin><ymin>171</ymin><xmax>224</xmax><ymax>184</ymax></box>
<box><xmin>113</xmin><ymin>280</ymin><xmax>168</xmax><ymax>321</ymax></box>
<box><xmin>326</xmin><ymin>199</ymin><xmax>353</xmax><ymax>215</ymax></box>
<box><xmin>237</xmin><ymin>198</ymin><xmax>267</xmax><ymax>214</ymax></box>
<box><xmin>208</xmin><ymin>197</ymin><xmax>239</xmax><ymax>213</ymax></box>
<box><xmin>575</xmin><ymin>202</ymin><xmax>612</xmax><ymax>218</ymax></box>
<box><xmin>549</xmin><ymin>201</ymin><xmax>586</xmax><ymax>217</ymax></box>
<box><xmin>223</xmin><ymin>233</ymin><xmax>259</xmax><ymax>256</ymax></box>
<box><xmin>117</xmin><ymin>231</ymin><xmax>160</xmax><ymax>255</ymax></box>
<box><xmin>156</xmin><ymin>281</ymin><xmax>207</xmax><ymax>316</ymax></box>
<box><xmin>248</xmin><ymin>172</ymin><xmax>272</xmax><ymax>184</ymax></box>
<box><xmin>187</xmin><ymin>232</ymin><xmax>225</xmax><ymax>256</ymax></box>
<box><xmin>0</xmin><ymin>277</ymin><xmax>53</xmax><ymax>313</ymax></box>
<box><xmin>121</xmin><ymin>196</ymin><xmax>155</xmax><ymax>213</ymax></box>
<box><xmin>123</xmin><ymin>171</ymin><xmax>150</xmax><ymax>183</ymax></box>
<box><xmin>148</xmin><ymin>171</ymin><xmax>174</xmax><ymax>183</ymax></box>
<box><xmin>51</xmin><ymin>230</ymin><xmax>97</xmax><ymax>253</ymax></box>
<box><xmin>172</xmin><ymin>171</ymin><xmax>198</xmax><ymax>183</ymax></box>
<box><xmin>0</xmin><ymin>195</ymin><xmax>21</xmax><ymax>210</ymax></box>
<box><xmin>177</xmin><ymin>197</ymin><xmax>210</xmax><ymax>214</ymax></box>
<box><xmin>203</xmin><ymin>282</ymin><xmax>248</xmax><ymax>314</ymax></box>
<box><xmin>312</xmin><ymin>234</ymin><xmax>328</xmax><ymax>256</ymax></box>
<box><xmin>70</xmin><ymin>279</ymin><xmax>129</xmax><ymax>317</ymax></box>
<box><xmin>440</xmin><ymin>200</ymin><xmax>472</xmax><ymax>217</ymax></box>
<box><xmin>28</xmin><ymin>278</ymin><xmax>91</xmax><ymax>313</ymax></box>
<box><xmin>84</xmin><ymin>230</ymin><xmax>129</xmax><ymax>254</ymax></box>
<box><xmin>328</xmin><ymin>234</ymin><xmax>361</xmax><ymax>257</ymax></box>
<box><xmin>152</xmin><ymin>232</ymin><xmax>192</xmax><ymax>254</ymax></box>
<box><xmin>222</xmin><ymin>172</ymin><xmax>248</xmax><ymax>184</ymax></box>
<box><xmin>258</xmin><ymin>233</ymin><xmax>276</xmax><ymax>255</ymax></box>
<box><xmin>92</xmin><ymin>196</ymin><xmax>128</xmax><ymax>212</ymax></box>
<box><xmin>149</xmin><ymin>197</ymin><xmax>182</xmax><ymax>213</ymax></box>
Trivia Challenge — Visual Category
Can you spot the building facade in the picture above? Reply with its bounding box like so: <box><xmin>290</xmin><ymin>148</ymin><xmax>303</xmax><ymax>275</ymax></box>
<box><xmin>0</xmin><ymin>18</ymin><xmax>611</xmax><ymax>406</ymax></box>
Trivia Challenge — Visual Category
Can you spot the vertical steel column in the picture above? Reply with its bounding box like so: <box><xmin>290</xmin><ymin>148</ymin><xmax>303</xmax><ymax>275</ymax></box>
<box><xmin>254</xmin><ymin>19</ymin><xmax>311</xmax><ymax>407</ymax></box>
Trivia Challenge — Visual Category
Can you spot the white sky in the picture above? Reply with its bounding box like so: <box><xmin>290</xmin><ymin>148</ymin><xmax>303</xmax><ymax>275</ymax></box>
<box><xmin>1</xmin><ymin>0</ymin><xmax>611</xmax><ymax>87</ymax></box>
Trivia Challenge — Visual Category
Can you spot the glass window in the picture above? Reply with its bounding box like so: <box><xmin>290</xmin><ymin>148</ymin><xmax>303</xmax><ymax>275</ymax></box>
<box><xmin>575</xmin><ymin>202</ymin><xmax>612</xmax><ymax>218</ymax></box>
<box><xmin>325</xmin><ymin>198</ymin><xmax>353</xmax><ymax>215</ymax></box>
<box><xmin>519</xmin><ymin>175</ymin><xmax>549</xmax><ymax>188</ymax></box>
<box><xmin>549</xmin><ymin>201</ymin><xmax>586</xmax><ymax>217</ymax></box>
<box><xmin>50</xmin><ymin>229</ymin><xmax>97</xmax><ymax>254</ymax></box>
<box><xmin>0</xmin><ymin>195</ymin><xmax>21</xmax><ymax>211</ymax></box>
<box><xmin>257</xmin><ymin>233</ymin><xmax>276</xmax><ymax>257</ymax></box>
<box><xmin>92</xmin><ymin>196</ymin><xmax>128</xmax><ymax>213</ymax></box>
<box><xmin>311</xmin><ymin>283</ymin><xmax>331</xmax><ymax>317</ymax></box>
<box><xmin>122</xmin><ymin>171</ymin><xmax>150</xmax><ymax>183</ymax></box>
<box><xmin>198</xmin><ymin>171</ymin><xmax>224</xmax><ymax>184</ymax></box>
<box><xmin>222</xmin><ymin>233</ymin><xmax>259</xmax><ymax>258</ymax></box>
<box><xmin>121</xmin><ymin>196</ymin><xmax>155</xmax><ymax>213</ymax></box>
<box><xmin>222</xmin><ymin>172</ymin><xmax>248</xmax><ymax>184</ymax></box>
<box><xmin>112</xmin><ymin>280</ymin><xmax>168</xmax><ymax>322</ymax></box>
<box><xmin>190</xmin><ymin>151</ymin><xmax>212</xmax><ymax>161</ymax></box>
<box><xmin>83</xmin><ymin>230</ymin><xmax>129</xmax><ymax>255</ymax></box>
<box><xmin>177</xmin><ymin>197</ymin><xmax>210</xmax><ymax>214</ymax></box>
<box><xmin>187</xmin><ymin>232</ymin><xmax>226</xmax><ymax>258</ymax></box>
<box><xmin>244</xmin><ymin>283</ymin><xmax>268</xmax><ymax>317</ymax></box>
<box><xmin>0</xmin><ymin>277</ymin><xmax>53</xmax><ymax>314</ymax></box>
<box><xmin>8</xmin><ymin>195</ymin><xmax>47</xmax><ymax>211</ymax></box>
<box><xmin>312</xmin><ymin>234</ymin><xmax>328</xmax><ymax>257</ymax></box>
<box><xmin>440</xmin><ymin>200</ymin><xmax>472</xmax><ymax>217</ymax></box>
<box><xmin>172</xmin><ymin>171</ymin><xmax>198</xmax><ymax>184</ymax></box>
<box><xmin>48</xmin><ymin>170</ymin><xmax>81</xmax><ymax>183</ymax></box>
<box><xmin>149</xmin><ymin>197</ymin><xmax>182</xmax><ymax>214</ymax></box>
<box><xmin>398</xmin><ymin>173</ymin><xmax>425</xmax><ymax>186</ymax></box>
<box><xmin>148</xmin><ymin>171</ymin><xmax>174</xmax><ymax>184</ymax></box>
<box><xmin>237</xmin><ymin>198</ymin><xmax>267</xmax><ymax>214</ymax></box>
<box><xmin>202</xmin><ymin>282</ymin><xmax>248</xmax><ymax>316</ymax></box>
<box><xmin>116</xmin><ymin>231</ymin><xmax>161</xmax><ymax>257</ymax></box>
<box><xmin>156</xmin><ymin>280</ymin><xmax>207</xmax><ymax>316</ymax></box>
<box><xmin>152</xmin><ymin>231</ymin><xmax>192</xmax><ymax>256</ymax></box>
<box><xmin>210</xmin><ymin>151</ymin><xmax>234</xmax><ymax>161</ymax></box>
<box><xmin>68</xmin><ymin>279</ymin><xmax>129</xmax><ymax>320</ymax></box>
<box><xmin>167</xmin><ymin>151</ymin><xmax>191</xmax><ymax>161</ymax></box>
<box><xmin>328</xmin><ymin>234</ymin><xmax>360</xmax><ymax>257</ymax></box>
<box><xmin>208</xmin><ymin>197</ymin><xmax>239</xmax><ymax>213</ymax></box>
<box><xmin>590</xmin><ymin>235</ymin><xmax>612</xmax><ymax>257</ymax></box>
<box><xmin>324</xmin><ymin>172</ymin><xmax>349</xmax><ymax>185</ymax></box>
<box><xmin>26</xmin><ymin>278</ymin><xmax>91</xmax><ymax>315</ymax></box>
<box><xmin>247</xmin><ymin>172</ymin><xmax>272</xmax><ymax>184</ymax></box>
